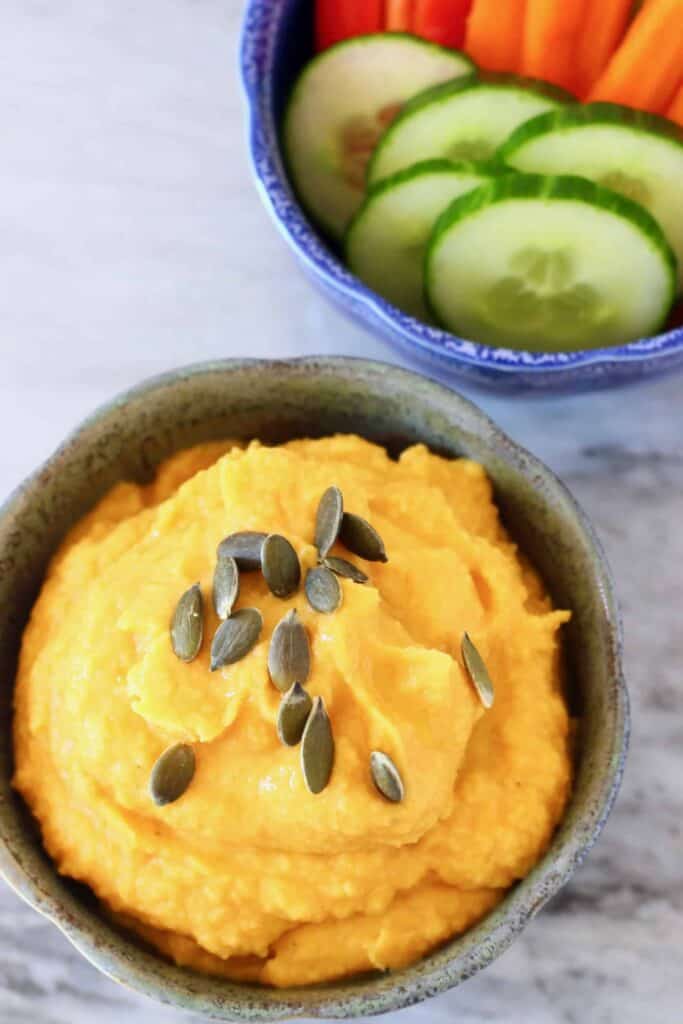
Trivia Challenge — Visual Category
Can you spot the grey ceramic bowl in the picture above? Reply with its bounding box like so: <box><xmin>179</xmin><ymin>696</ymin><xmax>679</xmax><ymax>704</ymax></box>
<box><xmin>0</xmin><ymin>358</ymin><xmax>628</xmax><ymax>1020</ymax></box>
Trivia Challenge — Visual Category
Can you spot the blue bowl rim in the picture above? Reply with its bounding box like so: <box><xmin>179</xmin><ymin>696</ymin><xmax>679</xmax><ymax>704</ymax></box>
<box><xmin>238</xmin><ymin>0</ymin><xmax>683</xmax><ymax>377</ymax></box>
<box><xmin>0</xmin><ymin>356</ymin><xmax>630</xmax><ymax>1019</ymax></box>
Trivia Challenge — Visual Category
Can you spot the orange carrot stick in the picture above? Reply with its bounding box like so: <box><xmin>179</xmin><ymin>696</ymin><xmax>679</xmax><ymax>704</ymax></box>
<box><xmin>386</xmin><ymin>0</ymin><xmax>414</xmax><ymax>30</ymax></box>
<box><xmin>588</xmin><ymin>0</ymin><xmax>683</xmax><ymax>112</ymax></box>
<box><xmin>574</xmin><ymin>0</ymin><xmax>635</xmax><ymax>96</ymax></box>
<box><xmin>464</xmin><ymin>0</ymin><xmax>527</xmax><ymax>71</ymax></box>
<box><xmin>522</xmin><ymin>0</ymin><xmax>591</xmax><ymax>93</ymax></box>
<box><xmin>667</xmin><ymin>81</ymin><xmax>683</xmax><ymax>124</ymax></box>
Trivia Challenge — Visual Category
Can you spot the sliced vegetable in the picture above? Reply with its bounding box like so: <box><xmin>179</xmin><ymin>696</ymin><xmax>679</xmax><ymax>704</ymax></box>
<box><xmin>284</xmin><ymin>35</ymin><xmax>475</xmax><ymax>239</ymax></box>
<box><xmin>385</xmin><ymin>0</ymin><xmax>414</xmax><ymax>30</ymax></box>
<box><xmin>346</xmin><ymin>159</ymin><xmax>497</xmax><ymax>318</ymax></box>
<box><xmin>464</xmin><ymin>0</ymin><xmax>527</xmax><ymax>72</ymax></box>
<box><xmin>315</xmin><ymin>0</ymin><xmax>383</xmax><ymax>52</ymax></box>
<box><xmin>588</xmin><ymin>0</ymin><xmax>683</xmax><ymax>113</ymax></box>
<box><xmin>425</xmin><ymin>174</ymin><xmax>676</xmax><ymax>351</ymax></box>
<box><xmin>368</xmin><ymin>75</ymin><xmax>570</xmax><ymax>185</ymax></box>
<box><xmin>574</xmin><ymin>0</ymin><xmax>634</xmax><ymax>97</ymax></box>
<box><xmin>413</xmin><ymin>0</ymin><xmax>474</xmax><ymax>49</ymax></box>
<box><xmin>521</xmin><ymin>0</ymin><xmax>590</xmax><ymax>93</ymax></box>
<box><xmin>499</xmin><ymin>103</ymin><xmax>683</xmax><ymax>291</ymax></box>
<box><xmin>667</xmin><ymin>82</ymin><xmax>683</xmax><ymax>126</ymax></box>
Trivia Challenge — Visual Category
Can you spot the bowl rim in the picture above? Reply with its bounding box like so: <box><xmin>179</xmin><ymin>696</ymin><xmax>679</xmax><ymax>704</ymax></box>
<box><xmin>238</xmin><ymin>0</ymin><xmax>683</xmax><ymax>377</ymax></box>
<box><xmin>0</xmin><ymin>357</ymin><xmax>630</xmax><ymax>1019</ymax></box>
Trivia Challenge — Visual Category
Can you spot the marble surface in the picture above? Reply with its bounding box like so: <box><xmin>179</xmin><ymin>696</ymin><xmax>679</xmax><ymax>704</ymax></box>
<box><xmin>1</xmin><ymin>1</ymin><xmax>682</xmax><ymax>1021</ymax></box>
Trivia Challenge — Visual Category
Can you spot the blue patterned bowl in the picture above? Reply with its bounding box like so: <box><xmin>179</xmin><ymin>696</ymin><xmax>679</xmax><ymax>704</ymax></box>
<box><xmin>239</xmin><ymin>0</ymin><xmax>683</xmax><ymax>393</ymax></box>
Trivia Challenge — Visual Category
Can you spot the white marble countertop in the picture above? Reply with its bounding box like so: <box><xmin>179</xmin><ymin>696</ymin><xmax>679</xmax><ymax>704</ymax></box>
<box><xmin>1</xmin><ymin>2</ymin><xmax>682</xmax><ymax>1021</ymax></box>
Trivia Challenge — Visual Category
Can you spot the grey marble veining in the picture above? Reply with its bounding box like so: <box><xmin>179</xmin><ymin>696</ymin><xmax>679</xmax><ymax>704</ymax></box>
<box><xmin>1</xmin><ymin>1</ymin><xmax>682</xmax><ymax>1022</ymax></box>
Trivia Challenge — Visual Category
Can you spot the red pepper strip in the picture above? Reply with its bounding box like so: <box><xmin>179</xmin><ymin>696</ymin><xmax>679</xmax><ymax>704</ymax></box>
<box><xmin>315</xmin><ymin>0</ymin><xmax>383</xmax><ymax>52</ymax></box>
<box><xmin>412</xmin><ymin>0</ymin><xmax>474</xmax><ymax>49</ymax></box>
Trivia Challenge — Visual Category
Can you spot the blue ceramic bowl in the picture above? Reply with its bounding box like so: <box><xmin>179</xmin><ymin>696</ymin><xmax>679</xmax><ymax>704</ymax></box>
<box><xmin>239</xmin><ymin>0</ymin><xmax>683</xmax><ymax>393</ymax></box>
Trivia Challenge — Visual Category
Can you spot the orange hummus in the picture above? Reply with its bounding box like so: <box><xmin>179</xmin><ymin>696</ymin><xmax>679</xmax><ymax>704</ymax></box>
<box><xmin>13</xmin><ymin>436</ymin><xmax>572</xmax><ymax>987</ymax></box>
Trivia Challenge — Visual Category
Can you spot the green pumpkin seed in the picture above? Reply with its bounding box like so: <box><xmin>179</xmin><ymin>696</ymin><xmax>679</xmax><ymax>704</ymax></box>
<box><xmin>315</xmin><ymin>486</ymin><xmax>344</xmax><ymax>558</ymax></box>
<box><xmin>305</xmin><ymin>566</ymin><xmax>342</xmax><ymax>614</ymax></box>
<box><xmin>170</xmin><ymin>583</ymin><xmax>203</xmax><ymax>663</ymax></box>
<box><xmin>300</xmin><ymin>696</ymin><xmax>334</xmax><ymax>794</ymax></box>
<box><xmin>462</xmin><ymin>632</ymin><xmax>495</xmax><ymax>709</ymax></box>
<box><xmin>268</xmin><ymin>609</ymin><xmax>311</xmax><ymax>692</ymax></box>
<box><xmin>149</xmin><ymin>743</ymin><xmax>196</xmax><ymax>806</ymax></box>
<box><xmin>217</xmin><ymin>531</ymin><xmax>267</xmax><ymax>571</ymax></box>
<box><xmin>262</xmin><ymin>534</ymin><xmax>301</xmax><ymax>598</ymax></box>
<box><xmin>323</xmin><ymin>555</ymin><xmax>368</xmax><ymax>584</ymax></box>
<box><xmin>370</xmin><ymin>751</ymin><xmax>405</xmax><ymax>803</ymax></box>
<box><xmin>213</xmin><ymin>555</ymin><xmax>239</xmax><ymax>620</ymax></box>
<box><xmin>277</xmin><ymin>681</ymin><xmax>313</xmax><ymax>747</ymax></box>
<box><xmin>339</xmin><ymin>513</ymin><xmax>388</xmax><ymax>563</ymax></box>
<box><xmin>210</xmin><ymin>607</ymin><xmax>263</xmax><ymax>671</ymax></box>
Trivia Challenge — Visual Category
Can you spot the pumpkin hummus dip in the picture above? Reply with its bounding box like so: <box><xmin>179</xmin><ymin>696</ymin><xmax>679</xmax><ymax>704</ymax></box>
<box><xmin>13</xmin><ymin>435</ymin><xmax>572</xmax><ymax>987</ymax></box>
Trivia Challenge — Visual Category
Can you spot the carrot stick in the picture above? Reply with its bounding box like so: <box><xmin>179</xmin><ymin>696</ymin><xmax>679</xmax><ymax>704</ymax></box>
<box><xmin>315</xmin><ymin>0</ymin><xmax>383</xmax><ymax>52</ymax></box>
<box><xmin>588</xmin><ymin>0</ymin><xmax>683</xmax><ymax>112</ymax></box>
<box><xmin>386</xmin><ymin>0</ymin><xmax>414</xmax><ymax>30</ymax></box>
<box><xmin>522</xmin><ymin>0</ymin><xmax>591</xmax><ymax>93</ymax></box>
<box><xmin>412</xmin><ymin>0</ymin><xmax>474</xmax><ymax>48</ymax></box>
<box><xmin>667</xmin><ymin>81</ymin><xmax>683</xmax><ymax>125</ymax></box>
<box><xmin>464</xmin><ymin>0</ymin><xmax>527</xmax><ymax>71</ymax></box>
<box><xmin>574</xmin><ymin>0</ymin><xmax>635</xmax><ymax>96</ymax></box>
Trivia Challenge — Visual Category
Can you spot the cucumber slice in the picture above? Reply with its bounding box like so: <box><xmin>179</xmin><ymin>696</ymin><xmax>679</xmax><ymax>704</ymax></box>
<box><xmin>499</xmin><ymin>103</ymin><xmax>683</xmax><ymax>292</ymax></box>
<box><xmin>346</xmin><ymin>159</ymin><xmax>497</xmax><ymax>319</ymax></box>
<box><xmin>283</xmin><ymin>35</ymin><xmax>475</xmax><ymax>240</ymax></box>
<box><xmin>425</xmin><ymin>174</ymin><xmax>676</xmax><ymax>352</ymax></box>
<box><xmin>368</xmin><ymin>75</ymin><xmax>570</xmax><ymax>187</ymax></box>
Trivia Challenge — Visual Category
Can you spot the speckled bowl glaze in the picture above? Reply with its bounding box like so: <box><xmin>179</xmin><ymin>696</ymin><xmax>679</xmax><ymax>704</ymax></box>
<box><xmin>0</xmin><ymin>358</ymin><xmax>628</xmax><ymax>1020</ymax></box>
<box><xmin>239</xmin><ymin>0</ymin><xmax>683</xmax><ymax>393</ymax></box>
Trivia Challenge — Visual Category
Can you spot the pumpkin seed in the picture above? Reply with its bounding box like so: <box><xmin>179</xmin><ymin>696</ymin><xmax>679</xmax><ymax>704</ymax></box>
<box><xmin>170</xmin><ymin>583</ymin><xmax>203</xmax><ymax>663</ymax></box>
<box><xmin>339</xmin><ymin>513</ymin><xmax>388</xmax><ymax>562</ymax></box>
<box><xmin>262</xmin><ymin>534</ymin><xmax>301</xmax><ymax>598</ymax></box>
<box><xmin>370</xmin><ymin>751</ymin><xmax>405</xmax><ymax>803</ymax></box>
<box><xmin>212</xmin><ymin>555</ymin><xmax>239</xmax><ymax>620</ymax></box>
<box><xmin>305</xmin><ymin>566</ymin><xmax>342</xmax><ymax>614</ymax></box>
<box><xmin>315</xmin><ymin>486</ymin><xmax>344</xmax><ymax>558</ymax></box>
<box><xmin>300</xmin><ymin>696</ymin><xmax>334</xmax><ymax>794</ymax></box>
<box><xmin>462</xmin><ymin>632</ymin><xmax>495</xmax><ymax>709</ymax></box>
<box><xmin>210</xmin><ymin>607</ymin><xmax>263</xmax><ymax>671</ymax></box>
<box><xmin>277</xmin><ymin>681</ymin><xmax>313</xmax><ymax>747</ymax></box>
<box><xmin>268</xmin><ymin>609</ymin><xmax>311</xmax><ymax>692</ymax></box>
<box><xmin>323</xmin><ymin>555</ymin><xmax>368</xmax><ymax>584</ymax></box>
<box><xmin>217</xmin><ymin>531</ymin><xmax>267</xmax><ymax>571</ymax></box>
<box><xmin>149</xmin><ymin>743</ymin><xmax>196</xmax><ymax>806</ymax></box>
